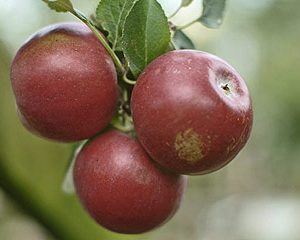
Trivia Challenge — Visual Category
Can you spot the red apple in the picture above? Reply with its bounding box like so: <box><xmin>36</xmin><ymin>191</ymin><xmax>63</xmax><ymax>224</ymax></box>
<box><xmin>73</xmin><ymin>130</ymin><xmax>187</xmax><ymax>234</ymax></box>
<box><xmin>10</xmin><ymin>22</ymin><xmax>118</xmax><ymax>142</ymax></box>
<box><xmin>131</xmin><ymin>50</ymin><xmax>253</xmax><ymax>175</ymax></box>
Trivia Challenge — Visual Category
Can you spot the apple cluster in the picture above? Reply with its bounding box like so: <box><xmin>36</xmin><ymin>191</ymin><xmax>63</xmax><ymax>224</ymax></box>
<box><xmin>10</xmin><ymin>22</ymin><xmax>253</xmax><ymax>234</ymax></box>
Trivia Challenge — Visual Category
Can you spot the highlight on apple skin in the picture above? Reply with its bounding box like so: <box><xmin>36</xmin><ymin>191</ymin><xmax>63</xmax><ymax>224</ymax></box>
<box><xmin>10</xmin><ymin>22</ymin><xmax>119</xmax><ymax>142</ymax></box>
<box><xmin>73</xmin><ymin>130</ymin><xmax>187</xmax><ymax>234</ymax></box>
<box><xmin>131</xmin><ymin>50</ymin><xmax>253</xmax><ymax>175</ymax></box>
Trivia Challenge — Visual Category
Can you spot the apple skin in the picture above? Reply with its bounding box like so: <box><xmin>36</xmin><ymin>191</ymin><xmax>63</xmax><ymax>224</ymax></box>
<box><xmin>73</xmin><ymin>130</ymin><xmax>187</xmax><ymax>234</ymax></box>
<box><xmin>10</xmin><ymin>22</ymin><xmax>118</xmax><ymax>142</ymax></box>
<box><xmin>131</xmin><ymin>50</ymin><xmax>253</xmax><ymax>175</ymax></box>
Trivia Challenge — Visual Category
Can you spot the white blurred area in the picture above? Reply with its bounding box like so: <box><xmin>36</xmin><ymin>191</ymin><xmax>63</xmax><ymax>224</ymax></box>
<box><xmin>149</xmin><ymin>190</ymin><xmax>300</xmax><ymax>240</ymax></box>
<box><xmin>199</xmin><ymin>195</ymin><xmax>300</xmax><ymax>240</ymax></box>
<box><xmin>0</xmin><ymin>0</ymin><xmax>99</xmax><ymax>54</ymax></box>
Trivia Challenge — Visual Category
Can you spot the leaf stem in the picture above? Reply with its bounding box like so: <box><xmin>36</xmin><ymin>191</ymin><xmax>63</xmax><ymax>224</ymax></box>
<box><xmin>168</xmin><ymin>5</ymin><xmax>182</xmax><ymax>19</ymax></box>
<box><xmin>170</xmin><ymin>39</ymin><xmax>177</xmax><ymax>50</ymax></box>
<box><xmin>176</xmin><ymin>18</ymin><xmax>199</xmax><ymax>30</ymax></box>
<box><xmin>73</xmin><ymin>10</ymin><xmax>126</xmax><ymax>74</ymax></box>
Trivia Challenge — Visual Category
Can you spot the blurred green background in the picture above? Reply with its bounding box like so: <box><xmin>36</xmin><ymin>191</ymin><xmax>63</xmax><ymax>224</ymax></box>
<box><xmin>1</xmin><ymin>0</ymin><xmax>300</xmax><ymax>239</ymax></box>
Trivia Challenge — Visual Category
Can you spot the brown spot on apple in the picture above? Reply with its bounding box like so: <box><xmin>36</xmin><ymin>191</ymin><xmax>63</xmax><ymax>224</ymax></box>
<box><xmin>175</xmin><ymin>128</ymin><xmax>203</xmax><ymax>163</ymax></box>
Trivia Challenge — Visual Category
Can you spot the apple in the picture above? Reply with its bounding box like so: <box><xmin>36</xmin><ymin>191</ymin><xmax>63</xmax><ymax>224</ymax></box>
<box><xmin>10</xmin><ymin>22</ymin><xmax>118</xmax><ymax>142</ymax></box>
<box><xmin>73</xmin><ymin>130</ymin><xmax>187</xmax><ymax>234</ymax></box>
<box><xmin>131</xmin><ymin>50</ymin><xmax>253</xmax><ymax>175</ymax></box>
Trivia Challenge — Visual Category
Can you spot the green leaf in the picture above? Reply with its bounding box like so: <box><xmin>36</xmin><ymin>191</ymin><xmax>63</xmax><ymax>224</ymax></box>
<box><xmin>62</xmin><ymin>142</ymin><xmax>86</xmax><ymax>194</ymax></box>
<box><xmin>181</xmin><ymin>0</ymin><xmax>193</xmax><ymax>7</ymax></box>
<box><xmin>42</xmin><ymin>0</ymin><xmax>75</xmax><ymax>13</ymax></box>
<box><xmin>122</xmin><ymin>0</ymin><xmax>170</xmax><ymax>77</ymax></box>
<box><xmin>199</xmin><ymin>0</ymin><xmax>226</xmax><ymax>28</ymax></box>
<box><xmin>96</xmin><ymin>0</ymin><xmax>137</xmax><ymax>51</ymax></box>
<box><xmin>173</xmin><ymin>30</ymin><xmax>195</xmax><ymax>49</ymax></box>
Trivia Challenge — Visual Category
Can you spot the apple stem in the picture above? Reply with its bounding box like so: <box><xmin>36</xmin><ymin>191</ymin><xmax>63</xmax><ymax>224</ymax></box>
<box><xmin>123</xmin><ymin>73</ymin><xmax>136</xmax><ymax>85</ymax></box>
